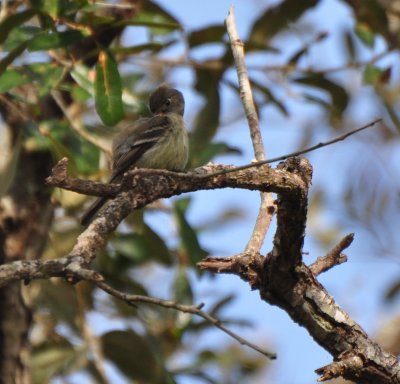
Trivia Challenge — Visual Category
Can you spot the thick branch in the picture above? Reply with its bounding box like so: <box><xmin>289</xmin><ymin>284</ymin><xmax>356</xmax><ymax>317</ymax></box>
<box><xmin>198</xmin><ymin>157</ymin><xmax>400</xmax><ymax>384</ymax></box>
<box><xmin>46</xmin><ymin>158</ymin><xmax>306</xmax><ymax>200</ymax></box>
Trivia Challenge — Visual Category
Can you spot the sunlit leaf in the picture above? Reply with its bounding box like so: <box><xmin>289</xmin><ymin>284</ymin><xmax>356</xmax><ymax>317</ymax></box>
<box><xmin>363</xmin><ymin>64</ymin><xmax>384</xmax><ymax>86</ymax></box>
<box><xmin>355</xmin><ymin>22</ymin><xmax>375</xmax><ymax>47</ymax></box>
<box><xmin>95</xmin><ymin>50</ymin><xmax>124</xmax><ymax>126</ymax></box>
<box><xmin>70</xmin><ymin>64</ymin><xmax>94</xmax><ymax>96</ymax></box>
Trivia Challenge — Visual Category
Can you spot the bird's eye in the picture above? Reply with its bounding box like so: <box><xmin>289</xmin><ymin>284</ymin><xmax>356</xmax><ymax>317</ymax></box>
<box><xmin>165</xmin><ymin>98</ymin><xmax>172</xmax><ymax>106</ymax></box>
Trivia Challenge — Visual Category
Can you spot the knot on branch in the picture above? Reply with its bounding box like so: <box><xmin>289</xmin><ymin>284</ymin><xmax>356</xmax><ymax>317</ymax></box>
<box><xmin>277</xmin><ymin>157</ymin><xmax>313</xmax><ymax>187</ymax></box>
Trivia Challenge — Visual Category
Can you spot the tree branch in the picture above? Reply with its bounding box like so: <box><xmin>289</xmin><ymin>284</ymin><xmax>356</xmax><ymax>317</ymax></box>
<box><xmin>0</xmin><ymin>257</ymin><xmax>275</xmax><ymax>360</ymax></box>
<box><xmin>92</xmin><ymin>279</ymin><xmax>277</xmax><ymax>360</ymax></box>
<box><xmin>309</xmin><ymin>233</ymin><xmax>354</xmax><ymax>276</ymax></box>
<box><xmin>198</xmin><ymin>157</ymin><xmax>400</xmax><ymax>384</ymax></box>
<box><xmin>226</xmin><ymin>5</ymin><xmax>274</xmax><ymax>254</ymax></box>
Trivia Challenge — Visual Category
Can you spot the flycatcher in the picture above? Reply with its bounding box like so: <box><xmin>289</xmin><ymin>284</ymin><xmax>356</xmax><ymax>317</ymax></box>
<box><xmin>81</xmin><ymin>84</ymin><xmax>188</xmax><ymax>226</ymax></box>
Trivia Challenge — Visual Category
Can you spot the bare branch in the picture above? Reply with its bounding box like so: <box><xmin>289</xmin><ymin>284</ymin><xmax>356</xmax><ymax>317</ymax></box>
<box><xmin>91</xmin><ymin>279</ymin><xmax>277</xmax><ymax>360</ymax></box>
<box><xmin>226</xmin><ymin>5</ymin><xmax>274</xmax><ymax>254</ymax></box>
<box><xmin>309</xmin><ymin>233</ymin><xmax>354</xmax><ymax>276</ymax></box>
<box><xmin>0</xmin><ymin>256</ymin><xmax>275</xmax><ymax>359</ymax></box>
<box><xmin>315</xmin><ymin>355</ymin><xmax>364</xmax><ymax>382</ymax></box>
<box><xmin>201</xmin><ymin>118</ymin><xmax>382</xmax><ymax>179</ymax></box>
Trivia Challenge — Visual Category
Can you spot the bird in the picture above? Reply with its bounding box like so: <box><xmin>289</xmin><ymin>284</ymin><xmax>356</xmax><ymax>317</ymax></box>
<box><xmin>80</xmin><ymin>84</ymin><xmax>188</xmax><ymax>226</ymax></box>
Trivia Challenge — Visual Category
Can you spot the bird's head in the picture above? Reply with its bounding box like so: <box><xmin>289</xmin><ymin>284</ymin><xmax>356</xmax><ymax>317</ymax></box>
<box><xmin>149</xmin><ymin>84</ymin><xmax>185</xmax><ymax>116</ymax></box>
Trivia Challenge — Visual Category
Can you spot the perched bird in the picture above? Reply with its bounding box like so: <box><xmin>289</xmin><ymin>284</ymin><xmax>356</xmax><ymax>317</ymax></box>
<box><xmin>80</xmin><ymin>84</ymin><xmax>188</xmax><ymax>226</ymax></box>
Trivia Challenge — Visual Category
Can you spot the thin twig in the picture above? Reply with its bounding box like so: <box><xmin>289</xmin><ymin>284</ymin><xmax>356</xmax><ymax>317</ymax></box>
<box><xmin>309</xmin><ymin>233</ymin><xmax>354</xmax><ymax>275</ymax></box>
<box><xmin>226</xmin><ymin>5</ymin><xmax>275</xmax><ymax>254</ymax></box>
<box><xmin>93</xmin><ymin>279</ymin><xmax>277</xmax><ymax>359</ymax></box>
<box><xmin>201</xmin><ymin>118</ymin><xmax>382</xmax><ymax>179</ymax></box>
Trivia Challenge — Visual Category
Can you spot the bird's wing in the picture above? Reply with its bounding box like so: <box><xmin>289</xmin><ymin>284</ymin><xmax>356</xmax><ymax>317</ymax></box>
<box><xmin>110</xmin><ymin>115</ymin><xmax>170</xmax><ymax>182</ymax></box>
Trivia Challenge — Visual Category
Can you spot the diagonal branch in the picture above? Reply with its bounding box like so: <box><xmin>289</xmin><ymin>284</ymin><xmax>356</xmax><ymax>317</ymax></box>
<box><xmin>92</xmin><ymin>279</ymin><xmax>277</xmax><ymax>359</ymax></box>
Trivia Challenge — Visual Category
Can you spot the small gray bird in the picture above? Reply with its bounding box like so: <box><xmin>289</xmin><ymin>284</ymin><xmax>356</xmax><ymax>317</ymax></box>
<box><xmin>81</xmin><ymin>84</ymin><xmax>188</xmax><ymax>226</ymax></box>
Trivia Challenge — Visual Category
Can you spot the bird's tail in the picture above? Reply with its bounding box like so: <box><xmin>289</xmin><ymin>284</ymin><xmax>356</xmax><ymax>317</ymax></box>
<box><xmin>80</xmin><ymin>196</ymin><xmax>108</xmax><ymax>226</ymax></box>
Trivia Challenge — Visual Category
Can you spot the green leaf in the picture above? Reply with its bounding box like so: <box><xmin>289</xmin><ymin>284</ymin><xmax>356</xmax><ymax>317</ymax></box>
<box><xmin>188</xmin><ymin>24</ymin><xmax>226</xmax><ymax>48</ymax></box>
<box><xmin>0</xmin><ymin>69</ymin><xmax>30</xmax><ymax>93</ymax></box>
<box><xmin>0</xmin><ymin>41</ymin><xmax>28</xmax><ymax>76</ymax></box>
<box><xmin>0</xmin><ymin>63</ymin><xmax>64</xmax><ymax>95</ymax></box>
<box><xmin>28</xmin><ymin>30</ymin><xmax>85</xmax><ymax>51</ymax></box>
<box><xmin>344</xmin><ymin>0</ymin><xmax>390</xmax><ymax>40</ymax></box>
<box><xmin>112</xmin><ymin>42</ymin><xmax>167</xmax><ymax>55</ymax></box>
<box><xmin>111</xmin><ymin>223</ymin><xmax>173</xmax><ymax>265</ymax></box>
<box><xmin>95</xmin><ymin>50</ymin><xmax>124</xmax><ymax>126</ymax></box>
<box><xmin>294</xmin><ymin>74</ymin><xmax>349</xmax><ymax>117</ymax></box>
<box><xmin>249</xmin><ymin>0</ymin><xmax>319</xmax><ymax>43</ymax></box>
<box><xmin>28</xmin><ymin>63</ymin><xmax>64</xmax><ymax>96</ymax></box>
<box><xmin>128</xmin><ymin>0</ymin><xmax>181</xmax><ymax>35</ymax></box>
<box><xmin>174</xmin><ymin>198</ymin><xmax>208</xmax><ymax>265</ymax></box>
<box><xmin>355</xmin><ymin>23</ymin><xmax>375</xmax><ymax>47</ymax></box>
<box><xmin>32</xmin><ymin>339</ymin><xmax>78</xmax><ymax>383</ymax></box>
<box><xmin>101</xmin><ymin>330</ymin><xmax>170</xmax><ymax>383</ymax></box>
<box><xmin>33</xmin><ymin>0</ymin><xmax>88</xmax><ymax>18</ymax></box>
<box><xmin>190</xmin><ymin>68</ymin><xmax>221</xmax><ymax>163</ymax></box>
<box><xmin>173</xmin><ymin>268</ymin><xmax>193</xmax><ymax>305</ymax></box>
<box><xmin>194</xmin><ymin>142</ymin><xmax>242</xmax><ymax>166</ymax></box>
<box><xmin>250</xmin><ymin>79</ymin><xmax>289</xmax><ymax>116</ymax></box>
<box><xmin>0</xmin><ymin>9</ymin><xmax>38</xmax><ymax>44</ymax></box>
<box><xmin>70</xmin><ymin>64</ymin><xmax>94</xmax><ymax>96</ymax></box>
<box><xmin>384</xmin><ymin>102</ymin><xmax>400</xmax><ymax>133</ymax></box>
<box><xmin>363</xmin><ymin>64</ymin><xmax>383</xmax><ymax>86</ymax></box>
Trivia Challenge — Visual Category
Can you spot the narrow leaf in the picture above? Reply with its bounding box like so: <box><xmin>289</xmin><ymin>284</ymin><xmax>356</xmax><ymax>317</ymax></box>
<box><xmin>0</xmin><ymin>41</ymin><xmax>28</xmax><ymax>76</ymax></box>
<box><xmin>294</xmin><ymin>74</ymin><xmax>349</xmax><ymax>117</ymax></box>
<box><xmin>28</xmin><ymin>30</ymin><xmax>85</xmax><ymax>51</ymax></box>
<box><xmin>174</xmin><ymin>199</ymin><xmax>208</xmax><ymax>265</ymax></box>
<box><xmin>0</xmin><ymin>9</ymin><xmax>37</xmax><ymax>44</ymax></box>
<box><xmin>95</xmin><ymin>50</ymin><xmax>123</xmax><ymax>126</ymax></box>
<box><xmin>250</xmin><ymin>0</ymin><xmax>319</xmax><ymax>43</ymax></box>
<box><xmin>188</xmin><ymin>25</ymin><xmax>226</xmax><ymax>48</ymax></box>
<box><xmin>0</xmin><ymin>69</ymin><xmax>30</xmax><ymax>93</ymax></box>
